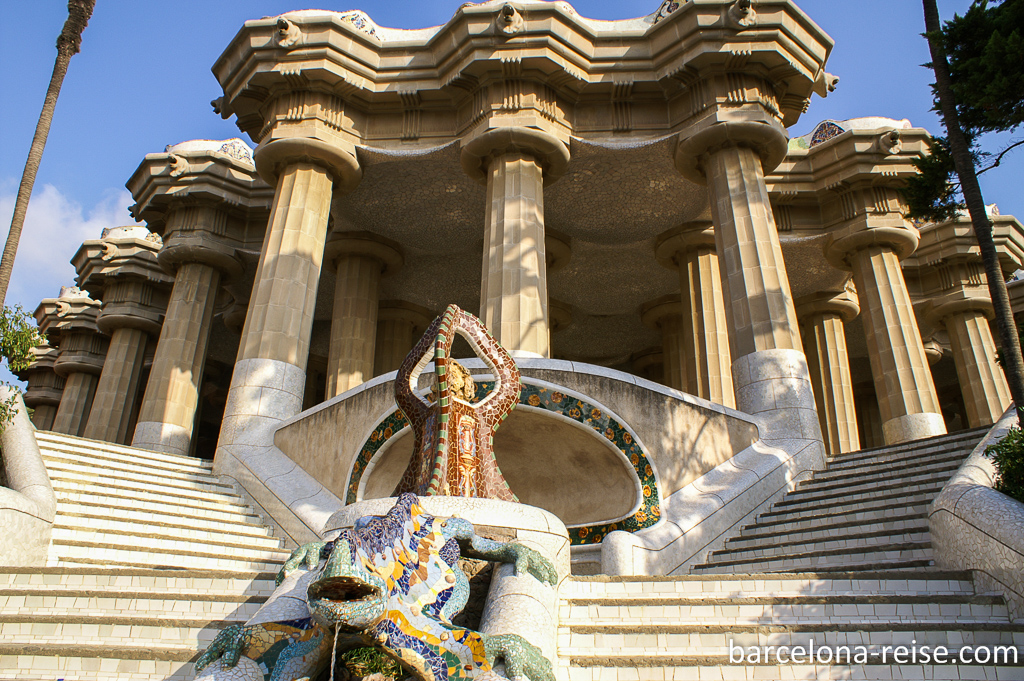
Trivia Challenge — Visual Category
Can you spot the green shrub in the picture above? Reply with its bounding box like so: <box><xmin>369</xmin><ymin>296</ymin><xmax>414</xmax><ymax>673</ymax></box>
<box><xmin>0</xmin><ymin>304</ymin><xmax>44</xmax><ymax>429</ymax></box>
<box><xmin>338</xmin><ymin>647</ymin><xmax>403</xmax><ymax>679</ymax></box>
<box><xmin>985</xmin><ymin>426</ymin><xmax>1024</xmax><ymax>503</ymax></box>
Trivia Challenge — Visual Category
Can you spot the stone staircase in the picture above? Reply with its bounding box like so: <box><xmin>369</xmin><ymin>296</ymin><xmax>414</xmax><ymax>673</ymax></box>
<box><xmin>0</xmin><ymin>431</ymin><xmax>291</xmax><ymax>680</ymax></box>
<box><xmin>559</xmin><ymin>427</ymin><xmax>1024</xmax><ymax>679</ymax></box>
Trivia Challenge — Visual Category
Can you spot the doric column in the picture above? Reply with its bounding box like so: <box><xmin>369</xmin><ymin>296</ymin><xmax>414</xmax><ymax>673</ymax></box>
<box><xmin>374</xmin><ymin>301</ymin><xmax>434</xmax><ymax>376</ymax></box>
<box><xmin>126</xmin><ymin>139</ymin><xmax>269</xmax><ymax>456</ymax></box>
<box><xmin>641</xmin><ymin>296</ymin><xmax>685</xmax><ymax>391</ymax></box>
<box><xmin>324</xmin><ymin>232</ymin><xmax>402</xmax><ymax>397</ymax></box>
<box><xmin>216</xmin><ymin>136</ymin><xmax>361</xmax><ymax>465</ymax></box>
<box><xmin>676</xmin><ymin>122</ymin><xmax>821</xmax><ymax>441</ymax></box>
<box><xmin>928</xmin><ymin>297</ymin><xmax>1010</xmax><ymax>427</ymax></box>
<box><xmin>796</xmin><ymin>285</ymin><xmax>861</xmax><ymax>455</ymax></box>
<box><xmin>827</xmin><ymin>227</ymin><xmax>945</xmax><ymax>444</ymax></box>
<box><xmin>15</xmin><ymin>344</ymin><xmax>64</xmax><ymax>431</ymax></box>
<box><xmin>34</xmin><ymin>287</ymin><xmax>107</xmax><ymax>437</ymax></box>
<box><xmin>461</xmin><ymin>128</ymin><xmax>570</xmax><ymax>358</ymax></box>
<box><xmin>74</xmin><ymin>227</ymin><xmax>171</xmax><ymax>444</ymax></box>
<box><xmin>656</xmin><ymin>222</ymin><xmax>735</xmax><ymax>407</ymax></box>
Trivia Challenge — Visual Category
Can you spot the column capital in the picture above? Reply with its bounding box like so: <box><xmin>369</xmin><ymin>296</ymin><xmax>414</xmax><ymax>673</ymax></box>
<box><xmin>376</xmin><ymin>300</ymin><xmax>435</xmax><ymax>329</ymax></box>
<box><xmin>923</xmin><ymin>290</ymin><xmax>996</xmax><ymax>328</ymax></box>
<box><xmin>825</xmin><ymin>224</ymin><xmax>920</xmax><ymax>271</ymax></box>
<box><xmin>15</xmin><ymin>344</ymin><xmax>64</xmax><ymax>410</ymax></box>
<box><xmin>323</xmin><ymin>231</ymin><xmax>404</xmax><ymax>274</ymax></box>
<box><xmin>460</xmin><ymin>127</ymin><xmax>570</xmax><ymax>186</ymax></box>
<box><xmin>546</xmin><ymin>229</ymin><xmax>572</xmax><ymax>272</ymax></box>
<box><xmin>795</xmin><ymin>283</ymin><xmax>860</xmax><ymax>323</ymax></box>
<box><xmin>34</xmin><ymin>287</ymin><xmax>103</xmax><ymax>341</ymax></box>
<box><xmin>640</xmin><ymin>294</ymin><xmax>683</xmax><ymax>329</ymax></box>
<box><xmin>548</xmin><ymin>298</ymin><xmax>573</xmax><ymax>333</ymax></box>
<box><xmin>253</xmin><ymin>136</ymin><xmax>362</xmax><ymax>191</ymax></box>
<box><xmin>675</xmin><ymin>120</ymin><xmax>788</xmax><ymax>185</ymax></box>
<box><xmin>654</xmin><ymin>221</ymin><xmax>715</xmax><ymax>269</ymax></box>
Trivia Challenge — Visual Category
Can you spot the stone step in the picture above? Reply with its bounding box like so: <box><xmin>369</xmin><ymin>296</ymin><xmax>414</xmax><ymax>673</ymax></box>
<box><xmin>47</xmin><ymin>468</ymin><xmax>246</xmax><ymax>507</ymax></box>
<box><xmin>826</xmin><ymin>427</ymin><xmax>987</xmax><ymax>464</ymax></box>
<box><xmin>561</xmin><ymin>660</ymin><xmax>1022</xmax><ymax>680</ymax></box>
<box><xmin>727</xmin><ymin>517</ymin><xmax>927</xmax><ymax>551</ymax></box>
<box><xmin>692</xmin><ymin>542</ymin><xmax>935</xmax><ymax>574</ymax></box>
<box><xmin>0</xmin><ymin>591</ymin><xmax>264</xmax><ymax>622</ymax></box>
<box><xmin>42</xmin><ymin>450</ymin><xmax>226</xmax><ymax>488</ymax></box>
<box><xmin>49</xmin><ymin>538</ymin><xmax>286</xmax><ymax>574</ymax></box>
<box><xmin>563</xmin><ymin>572</ymin><xmax>977</xmax><ymax>598</ymax></box>
<box><xmin>710</xmin><ymin>527</ymin><xmax>931</xmax><ymax>563</ymax></box>
<box><xmin>770</xmin><ymin>471</ymin><xmax>949</xmax><ymax>508</ymax></box>
<box><xmin>53</xmin><ymin>515</ymin><xmax>283</xmax><ymax>551</ymax></box>
<box><xmin>738</xmin><ymin>506</ymin><xmax>929</xmax><ymax>541</ymax></box>
<box><xmin>53</xmin><ymin>482</ymin><xmax>251</xmax><ymax>519</ymax></box>
<box><xmin>0</xmin><ymin>567</ymin><xmax>277</xmax><ymax>598</ymax></box>
<box><xmin>559</xmin><ymin>594</ymin><xmax>1008</xmax><ymax>626</ymax></box>
<box><xmin>754</xmin><ymin>490</ymin><xmax>936</xmax><ymax>525</ymax></box>
<box><xmin>55</xmin><ymin>491</ymin><xmax>262</xmax><ymax>526</ymax></box>
<box><xmin>55</xmin><ymin>503</ymin><xmax>273</xmax><ymax>541</ymax></box>
<box><xmin>0</xmin><ymin>654</ymin><xmax>193</xmax><ymax>681</ymax></box>
<box><xmin>49</xmin><ymin>527</ymin><xmax>291</xmax><ymax>564</ymax></box>
<box><xmin>798</xmin><ymin>454</ymin><xmax>958</xmax><ymax>491</ymax></box>
<box><xmin>816</xmin><ymin>446</ymin><xmax>970</xmax><ymax>479</ymax></box>
<box><xmin>35</xmin><ymin>431</ymin><xmax>212</xmax><ymax>472</ymax></box>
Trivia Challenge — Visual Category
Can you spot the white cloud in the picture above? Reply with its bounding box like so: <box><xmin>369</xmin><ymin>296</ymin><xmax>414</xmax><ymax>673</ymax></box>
<box><xmin>0</xmin><ymin>182</ymin><xmax>136</xmax><ymax>312</ymax></box>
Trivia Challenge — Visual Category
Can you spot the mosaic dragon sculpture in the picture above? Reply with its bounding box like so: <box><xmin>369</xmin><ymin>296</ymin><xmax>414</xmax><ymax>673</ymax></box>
<box><xmin>194</xmin><ymin>493</ymin><xmax>557</xmax><ymax>681</ymax></box>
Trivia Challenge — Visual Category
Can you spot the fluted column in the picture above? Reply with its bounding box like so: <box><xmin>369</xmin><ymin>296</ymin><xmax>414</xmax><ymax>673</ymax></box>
<box><xmin>828</xmin><ymin>228</ymin><xmax>946</xmax><ymax>444</ymax></box>
<box><xmin>676</xmin><ymin>123</ymin><xmax>821</xmax><ymax>442</ymax></box>
<box><xmin>216</xmin><ymin>136</ymin><xmax>361</xmax><ymax>481</ymax></box>
<box><xmin>656</xmin><ymin>222</ymin><xmax>734</xmax><ymax>407</ymax></box>
<box><xmin>796</xmin><ymin>287</ymin><xmax>861</xmax><ymax>455</ymax></box>
<box><xmin>35</xmin><ymin>288</ymin><xmax>107</xmax><ymax>437</ymax></box>
<box><xmin>133</xmin><ymin>261</ymin><xmax>222</xmax><ymax>455</ymax></box>
<box><xmin>641</xmin><ymin>297</ymin><xmax>685</xmax><ymax>391</ymax></box>
<box><xmin>374</xmin><ymin>301</ymin><xmax>434</xmax><ymax>376</ymax></box>
<box><xmin>931</xmin><ymin>299</ymin><xmax>1010</xmax><ymax>427</ymax></box>
<box><xmin>462</xmin><ymin>128</ymin><xmax>570</xmax><ymax>358</ymax></box>
<box><xmin>324</xmin><ymin>233</ymin><xmax>402</xmax><ymax>397</ymax></box>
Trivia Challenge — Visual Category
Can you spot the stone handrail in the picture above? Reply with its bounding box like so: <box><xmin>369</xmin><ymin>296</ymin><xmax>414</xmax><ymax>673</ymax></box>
<box><xmin>0</xmin><ymin>387</ymin><xmax>56</xmax><ymax>566</ymax></box>
<box><xmin>929</xmin><ymin>406</ymin><xmax>1024</xmax><ymax>621</ymax></box>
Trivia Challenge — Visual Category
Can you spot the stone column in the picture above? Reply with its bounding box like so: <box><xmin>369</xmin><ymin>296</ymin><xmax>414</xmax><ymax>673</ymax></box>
<box><xmin>374</xmin><ymin>301</ymin><xmax>434</xmax><ymax>376</ymax></box>
<box><xmin>930</xmin><ymin>299</ymin><xmax>1011</xmax><ymax>428</ymax></box>
<box><xmin>15</xmin><ymin>344</ymin><xmax>64</xmax><ymax>431</ymax></box>
<box><xmin>828</xmin><ymin>229</ymin><xmax>946</xmax><ymax>444</ymax></box>
<box><xmin>34</xmin><ymin>287</ymin><xmax>107</xmax><ymax>437</ymax></box>
<box><xmin>74</xmin><ymin>228</ymin><xmax>170</xmax><ymax>445</ymax></box>
<box><xmin>216</xmin><ymin>138</ymin><xmax>361</xmax><ymax>480</ymax></box>
<box><xmin>676</xmin><ymin>122</ymin><xmax>821</xmax><ymax>442</ymax></box>
<box><xmin>641</xmin><ymin>296</ymin><xmax>685</xmax><ymax>391</ymax></box>
<box><xmin>796</xmin><ymin>286</ymin><xmax>861</xmax><ymax>456</ymax></box>
<box><xmin>324</xmin><ymin>232</ymin><xmax>402</xmax><ymax>397</ymax></box>
<box><xmin>656</xmin><ymin>222</ymin><xmax>735</xmax><ymax>407</ymax></box>
<box><xmin>461</xmin><ymin>128</ymin><xmax>570</xmax><ymax>358</ymax></box>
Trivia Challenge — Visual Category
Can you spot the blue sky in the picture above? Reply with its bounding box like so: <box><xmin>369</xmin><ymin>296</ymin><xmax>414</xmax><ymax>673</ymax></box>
<box><xmin>1</xmin><ymin>0</ymin><xmax>1021</xmax><ymax>316</ymax></box>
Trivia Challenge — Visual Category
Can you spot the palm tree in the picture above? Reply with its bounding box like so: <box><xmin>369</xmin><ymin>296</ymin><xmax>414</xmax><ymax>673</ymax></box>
<box><xmin>0</xmin><ymin>0</ymin><xmax>97</xmax><ymax>305</ymax></box>
<box><xmin>922</xmin><ymin>0</ymin><xmax>1024</xmax><ymax>424</ymax></box>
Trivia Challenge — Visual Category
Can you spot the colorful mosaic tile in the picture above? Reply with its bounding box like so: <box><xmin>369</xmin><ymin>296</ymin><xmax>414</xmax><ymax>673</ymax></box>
<box><xmin>652</xmin><ymin>0</ymin><xmax>683</xmax><ymax>24</ymax></box>
<box><xmin>350</xmin><ymin>381</ymin><xmax>661</xmax><ymax>546</ymax></box>
<box><xmin>809</xmin><ymin>120</ymin><xmax>847</xmax><ymax>147</ymax></box>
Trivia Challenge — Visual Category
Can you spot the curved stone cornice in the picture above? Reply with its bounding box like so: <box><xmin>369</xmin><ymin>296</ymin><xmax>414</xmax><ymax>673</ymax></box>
<box><xmin>460</xmin><ymin>127</ymin><xmax>570</xmax><ymax>186</ymax></box>
<box><xmin>909</xmin><ymin>214</ymin><xmax>1024</xmax><ymax>274</ymax></box>
<box><xmin>794</xmin><ymin>284</ymin><xmax>860</xmax><ymax>323</ymax></box>
<box><xmin>323</xmin><ymin>230</ymin><xmax>403</xmax><ymax>274</ymax></box>
<box><xmin>824</xmin><ymin>224</ymin><xmax>920</xmax><ymax>271</ymax></box>
<box><xmin>675</xmin><ymin>120</ymin><xmax>789</xmax><ymax>184</ymax></box>
<box><xmin>213</xmin><ymin>1</ymin><xmax>833</xmax><ymax>144</ymax></box>
<box><xmin>924</xmin><ymin>290</ymin><xmax>997</xmax><ymax>328</ymax></box>
<box><xmin>654</xmin><ymin>221</ymin><xmax>716</xmax><ymax>269</ymax></box>
<box><xmin>253</xmin><ymin>137</ymin><xmax>362</xmax><ymax>191</ymax></box>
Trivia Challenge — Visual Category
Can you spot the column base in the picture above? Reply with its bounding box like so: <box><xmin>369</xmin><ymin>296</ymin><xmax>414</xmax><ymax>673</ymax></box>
<box><xmin>732</xmin><ymin>348</ymin><xmax>824</xmax><ymax>446</ymax></box>
<box><xmin>324</xmin><ymin>496</ymin><xmax>568</xmax><ymax>665</ymax></box>
<box><xmin>882</xmin><ymin>412</ymin><xmax>946</xmax><ymax>445</ymax></box>
<box><xmin>132</xmin><ymin>422</ymin><xmax>192</xmax><ymax>458</ymax></box>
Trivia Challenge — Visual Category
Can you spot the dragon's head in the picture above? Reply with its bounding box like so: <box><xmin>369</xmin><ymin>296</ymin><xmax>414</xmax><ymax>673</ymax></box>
<box><xmin>306</xmin><ymin>534</ymin><xmax>387</xmax><ymax>632</ymax></box>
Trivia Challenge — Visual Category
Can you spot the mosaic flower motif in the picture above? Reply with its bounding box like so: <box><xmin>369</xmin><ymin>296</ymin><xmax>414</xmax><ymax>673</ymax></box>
<box><xmin>604</xmin><ymin>428</ymin><xmax>615</xmax><ymax>441</ymax></box>
<box><xmin>643</xmin><ymin>485</ymin><xmax>651</xmax><ymax>498</ymax></box>
<box><xmin>551</xmin><ymin>392</ymin><xmax>564</xmax><ymax>403</ymax></box>
<box><xmin>623</xmin><ymin>432</ymin><xmax>632</xmax><ymax>444</ymax></box>
<box><xmin>630</xmin><ymin>453</ymin><xmax>640</xmax><ymax>466</ymax></box>
<box><xmin>590</xmin><ymin>408</ymin><xmax>602</xmax><ymax>420</ymax></box>
<box><xmin>527</xmin><ymin>394</ymin><xmax>541</xmax><ymax>407</ymax></box>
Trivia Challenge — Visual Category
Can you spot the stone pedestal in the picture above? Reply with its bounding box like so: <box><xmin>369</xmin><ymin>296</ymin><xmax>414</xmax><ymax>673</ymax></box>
<box><xmin>656</xmin><ymin>223</ymin><xmax>735</xmax><ymax>407</ymax></box>
<box><xmin>324</xmin><ymin>233</ymin><xmax>403</xmax><ymax>397</ymax></box>
<box><xmin>829</xmin><ymin>229</ymin><xmax>946</xmax><ymax>444</ymax></box>
<box><xmin>641</xmin><ymin>297</ymin><xmax>685</xmax><ymax>391</ymax></box>
<box><xmin>676</xmin><ymin>123</ymin><xmax>821</xmax><ymax>444</ymax></box>
<box><xmin>374</xmin><ymin>301</ymin><xmax>434</xmax><ymax>376</ymax></box>
<box><xmin>323</xmin><ymin>496</ymin><xmax>569</xmax><ymax>671</ymax></box>
<box><xmin>462</xmin><ymin>128</ymin><xmax>570</xmax><ymax>358</ymax></box>
<box><xmin>932</xmin><ymin>299</ymin><xmax>1011</xmax><ymax>428</ymax></box>
<box><xmin>796</xmin><ymin>287</ymin><xmax>861</xmax><ymax>455</ymax></box>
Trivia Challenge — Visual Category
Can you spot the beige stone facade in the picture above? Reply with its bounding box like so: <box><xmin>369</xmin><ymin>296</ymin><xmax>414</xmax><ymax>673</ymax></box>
<box><xmin>16</xmin><ymin>0</ymin><xmax>1024</xmax><ymax>535</ymax></box>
